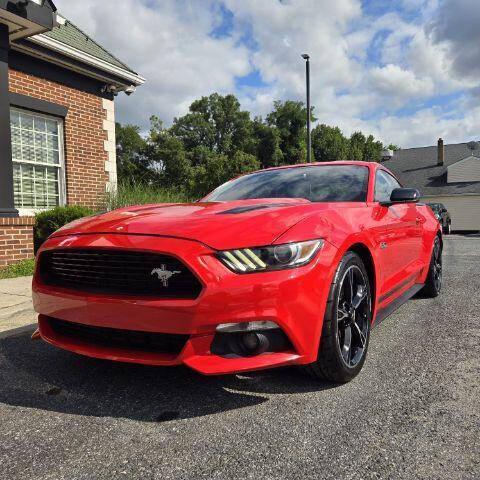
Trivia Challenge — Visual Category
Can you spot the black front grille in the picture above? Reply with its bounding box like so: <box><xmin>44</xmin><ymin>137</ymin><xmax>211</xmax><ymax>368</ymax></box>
<box><xmin>48</xmin><ymin>317</ymin><xmax>189</xmax><ymax>354</ymax></box>
<box><xmin>39</xmin><ymin>249</ymin><xmax>202</xmax><ymax>298</ymax></box>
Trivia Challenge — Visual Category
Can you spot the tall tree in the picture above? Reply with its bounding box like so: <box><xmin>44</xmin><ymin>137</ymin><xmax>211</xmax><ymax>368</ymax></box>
<box><xmin>348</xmin><ymin>131</ymin><xmax>367</xmax><ymax>161</ymax></box>
<box><xmin>363</xmin><ymin>135</ymin><xmax>383</xmax><ymax>162</ymax></box>
<box><xmin>171</xmin><ymin>93</ymin><xmax>253</xmax><ymax>156</ymax></box>
<box><xmin>116</xmin><ymin>93</ymin><xmax>394</xmax><ymax>198</ymax></box>
<box><xmin>311</xmin><ymin>124</ymin><xmax>349</xmax><ymax>161</ymax></box>
<box><xmin>115</xmin><ymin>123</ymin><xmax>149</xmax><ymax>181</ymax></box>
<box><xmin>186</xmin><ymin>148</ymin><xmax>259</xmax><ymax>198</ymax></box>
<box><xmin>266</xmin><ymin>100</ymin><xmax>311</xmax><ymax>164</ymax></box>
<box><xmin>146</xmin><ymin>115</ymin><xmax>191</xmax><ymax>188</ymax></box>
<box><xmin>252</xmin><ymin>119</ymin><xmax>283</xmax><ymax>168</ymax></box>
<box><xmin>147</xmin><ymin>101</ymin><xmax>261</xmax><ymax>198</ymax></box>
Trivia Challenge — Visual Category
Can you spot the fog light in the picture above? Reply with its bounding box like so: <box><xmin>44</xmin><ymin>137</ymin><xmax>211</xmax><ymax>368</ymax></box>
<box><xmin>216</xmin><ymin>321</ymin><xmax>279</xmax><ymax>333</ymax></box>
<box><xmin>240</xmin><ymin>332</ymin><xmax>269</xmax><ymax>356</ymax></box>
<box><xmin>211</xmin><ymin>326</ymin><xmax>292</xmax><ymax>357</ymax></box>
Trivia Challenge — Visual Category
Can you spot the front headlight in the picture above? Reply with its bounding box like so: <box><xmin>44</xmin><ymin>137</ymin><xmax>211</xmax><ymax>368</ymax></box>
<box><xmin>217</xmin><ymin>239</ymin><xmax>324</xmax><ymax>273</ymax></box>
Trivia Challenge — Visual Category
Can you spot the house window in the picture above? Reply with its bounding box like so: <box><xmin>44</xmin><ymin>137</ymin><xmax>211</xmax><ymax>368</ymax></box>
<box><xmin>10</xmin><ymin>108</ymin><xmax>65</xmax><ymax>211</ymax></box>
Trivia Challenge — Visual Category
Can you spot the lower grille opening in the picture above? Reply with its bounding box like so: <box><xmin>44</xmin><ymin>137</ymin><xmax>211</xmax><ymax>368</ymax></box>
<box><xmin>47</xmin><ymin>317</ymin><xmax>189</xmax><ymax>355</ymax></box>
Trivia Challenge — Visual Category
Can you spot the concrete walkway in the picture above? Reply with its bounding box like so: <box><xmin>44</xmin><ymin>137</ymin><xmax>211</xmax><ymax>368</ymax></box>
<box><xmin>0</xmin><ymin>276</ymin><xmax>36</xmax><ymax>334</ymax></box>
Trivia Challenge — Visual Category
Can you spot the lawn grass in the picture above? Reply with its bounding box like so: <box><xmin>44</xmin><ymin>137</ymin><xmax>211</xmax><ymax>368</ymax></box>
<box><xmin>103</xmin><ymin>182</ymin><xmax>192</xmax><ymax>211</ymax></box>
<box><xmin>0</xmin><ymin>258</ymin><xmax>35</xmax><ymax>279</ymax></box>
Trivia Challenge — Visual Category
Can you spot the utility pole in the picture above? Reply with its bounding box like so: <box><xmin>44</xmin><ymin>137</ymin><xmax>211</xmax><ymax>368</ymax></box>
<box><xmin>301</xmin><ymin>53</ymin><xmax>311</xmax><ymax>163</ymax></box>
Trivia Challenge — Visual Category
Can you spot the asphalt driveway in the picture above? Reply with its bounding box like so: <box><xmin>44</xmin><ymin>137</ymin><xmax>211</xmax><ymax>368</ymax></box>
<box><xmin>0</xmin><ymin>236</ymin><xmax>478</xmax><ymax>479</ymax></box>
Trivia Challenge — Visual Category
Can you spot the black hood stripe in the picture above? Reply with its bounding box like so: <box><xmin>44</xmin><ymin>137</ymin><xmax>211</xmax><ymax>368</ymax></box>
<box><xmin>218</xmin><ymin>203</ymin><xmax>296</xmax><ymax>214</ymax></box>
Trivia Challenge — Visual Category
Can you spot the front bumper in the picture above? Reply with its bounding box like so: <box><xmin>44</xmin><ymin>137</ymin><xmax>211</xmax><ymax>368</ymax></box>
<box><xmin>33</xmin><ymin>233</ymin><xmax>338</xmax><ymax>375</ymax></box>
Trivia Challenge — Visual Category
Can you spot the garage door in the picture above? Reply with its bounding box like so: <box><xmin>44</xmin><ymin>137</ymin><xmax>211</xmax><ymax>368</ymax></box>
<box><xmin>423</xmin><ymin>195</ymin><xmax>480</xmax><ymax>231</ymax></box>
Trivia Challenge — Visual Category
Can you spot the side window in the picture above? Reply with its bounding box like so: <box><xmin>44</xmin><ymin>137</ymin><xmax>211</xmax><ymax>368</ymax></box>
<box><xmin>375</xmin><ymin>170</ymin><xmax>401</xmax><ymax>203</ymax></box>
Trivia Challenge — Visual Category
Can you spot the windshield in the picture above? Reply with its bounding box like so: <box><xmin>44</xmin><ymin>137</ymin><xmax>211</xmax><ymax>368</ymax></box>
<box><xmin>205</xmin><ymin>165</ymin><xmax>369</xmax><ymax>202</ymax></box>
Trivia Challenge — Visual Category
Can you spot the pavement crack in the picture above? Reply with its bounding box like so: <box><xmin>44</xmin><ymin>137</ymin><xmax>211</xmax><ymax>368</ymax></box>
<box><xmin>0</xmin><ymin>291</ymin><xmax>30</xmax><ymax>298</ymax></box>
<box><xmin>0</xmin><ymin>303</ymin><xmax>28</xmax><ymax>310</ymax></box>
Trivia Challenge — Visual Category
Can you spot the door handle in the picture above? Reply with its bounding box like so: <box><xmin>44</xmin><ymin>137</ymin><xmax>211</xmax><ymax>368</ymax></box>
<box><xmin>416</xmin><ymin>217</ymin><xmax>421</xmax><ymax>225</ymax></box>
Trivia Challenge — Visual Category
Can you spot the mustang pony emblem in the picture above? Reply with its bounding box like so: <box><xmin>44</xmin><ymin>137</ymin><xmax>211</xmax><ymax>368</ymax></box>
<box><xmin>151</xmin><ymin>265</ymin><xmax>181</xmax><ymax>287</ymax></box>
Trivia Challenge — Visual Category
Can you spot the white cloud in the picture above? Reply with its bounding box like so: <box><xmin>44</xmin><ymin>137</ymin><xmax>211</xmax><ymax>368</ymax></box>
<box><xmin>369</xmin><ymin>64</ymin><xmax>434</xmax><ymax>100</ymax></box>
<box><xmin>226</xmin><ymin>0</ymin><xmax>363</xmax><ymax>95</ymax></box>
<box><xmin>375</xmin><ymin>104</ymin><xmax>480</xmax><ymax>148</ymax></box>
<box><xmin>57</xmin><ymin>0</ymin><xmax>251</xmax><ymax>128</ymax></box>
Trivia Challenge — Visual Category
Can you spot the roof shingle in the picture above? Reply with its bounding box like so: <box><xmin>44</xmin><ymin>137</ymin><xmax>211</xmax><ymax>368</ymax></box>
<box><xmin>382</xmin><ymin>142</ymin><xmax>480</xmax><ymax>196</ymax></box>
<box><xmin>43</xmin><ymin>19</ymin><xmax>136</xmax><ymax>74</ymax></box>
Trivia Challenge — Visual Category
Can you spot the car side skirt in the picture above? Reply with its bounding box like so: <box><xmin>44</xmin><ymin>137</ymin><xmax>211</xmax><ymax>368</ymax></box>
<box><xmin>373</xmin><ymin>283</ymin><xmax>424</xmax><ymax>328</ymax></box>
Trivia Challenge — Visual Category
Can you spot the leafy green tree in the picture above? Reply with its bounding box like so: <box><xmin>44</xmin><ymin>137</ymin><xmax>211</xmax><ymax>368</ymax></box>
<box><xmin>252</xmin><ymin>119</ymin><xmax>283</xmax><ymax>168</ymax></box>
<box><xmin>266</xmin><ymin>100</ymin><xmax>313</xmax><ymax>164</ymax></box>
<box><xmin>311</xmin><ymin>124</ymin><xmax>349</xmax><ymax>161</ymax></box>
<box><xmin>115</xmin><ymin>123</ymin><xmax>149</xmax><ymax>181</ymax></box>
<box><xmin>171</xmin><ymin>93</ymin><xmax>253</xmax><ymax>156</ymax></box>
<box><xmin>187</xmin><ymin>148</ymin><xmax>260</xmax><ymax>198</ymax></box>
<box><xmin>227</xmin><ymin>150</ymin><xmax>260</xmax><ymax>178</ymax></box>
<box><xmin>363</xmin><ymin>135</ymin><xmax>383</xmax><ymax>162</ymax></box>
<box><xmin>187</xmin><ymin>147</ymin><xmax>228</xmax><ymax>198</ymax></box>
<box><xmin>117</xmin><ymin>93</ymin><xmax>393</xmax><ymax>199</ymax></box>
<box><xmin>348</xmin><ymin>131</ymin><xmax>366</xmax><ymax>161</ymax></box>
<box><xmin>144</xmin><ymin>116</ymin><xmax>191</xmax><ymax>188</ymax></box>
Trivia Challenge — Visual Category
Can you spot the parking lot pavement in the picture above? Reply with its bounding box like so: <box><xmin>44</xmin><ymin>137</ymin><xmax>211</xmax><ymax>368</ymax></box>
<box><xmin>0</xmin><ymin>236</ymin><xmax>479</xmax><ymax>480</ymax></box>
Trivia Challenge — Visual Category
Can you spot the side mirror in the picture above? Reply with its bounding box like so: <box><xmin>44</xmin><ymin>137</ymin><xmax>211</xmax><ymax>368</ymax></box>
<box><xmin>382</xmin><ymin>188</ymin><xmax>421</xmax><ymax>206</ymax></box>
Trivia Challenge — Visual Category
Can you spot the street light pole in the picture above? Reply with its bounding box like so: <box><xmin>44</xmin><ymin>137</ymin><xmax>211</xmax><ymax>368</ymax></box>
<box><xmin>301</xmin><ymin>54</ymin><xmax>311</xmax><ymax>163</ymax></box>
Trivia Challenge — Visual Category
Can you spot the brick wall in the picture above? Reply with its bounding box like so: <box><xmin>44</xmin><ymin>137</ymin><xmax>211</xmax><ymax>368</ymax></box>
<box><xmin>1</xmin><ymin>69</ymin><xmax>116</xmax><ymax>268</ymax></box>
<box><xmin>0</xmin><ymin>217</ymin><xmax>35</xmax><ymax>267</ymax></box>
<box><xmin>8</xmin><ymin>68</ymin><xmax>112</xmax><ymax>208</ymax></box>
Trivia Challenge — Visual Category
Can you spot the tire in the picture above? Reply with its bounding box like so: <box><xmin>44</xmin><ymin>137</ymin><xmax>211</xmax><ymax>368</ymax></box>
<box><xmin>443</xmin><ymin>222</ymin><xmax>451</xmax><ymax>235</ymax></box>
<box><xmin>305</xmin><ymin>252</ymin><xmax>372</xmax><ymax>383</ymax></box>
<box><xmin>421</xmin><ymin>235</ymin><xmax>442</xmax><ymax>298</ymax></box>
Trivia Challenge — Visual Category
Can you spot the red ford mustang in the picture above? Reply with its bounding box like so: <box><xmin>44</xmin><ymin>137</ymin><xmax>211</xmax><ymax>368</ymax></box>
<box><xmin>32</xmin><ymin>161</ymin><xmax>442</xmax><ymax>383</ymax></box>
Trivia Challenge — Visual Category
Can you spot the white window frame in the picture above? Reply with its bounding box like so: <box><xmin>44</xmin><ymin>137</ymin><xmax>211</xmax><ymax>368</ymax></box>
<box><xmin>11</xmin><ymin>107</ymin><xmax>67</xmax><ymax>216</ymax></box>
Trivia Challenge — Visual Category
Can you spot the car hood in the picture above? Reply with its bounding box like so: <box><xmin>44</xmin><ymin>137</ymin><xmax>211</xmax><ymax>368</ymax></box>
<box><xmin>51</xmin><ymin>199</ymin><xmax>324</xmax><ymax>250</ymax></box>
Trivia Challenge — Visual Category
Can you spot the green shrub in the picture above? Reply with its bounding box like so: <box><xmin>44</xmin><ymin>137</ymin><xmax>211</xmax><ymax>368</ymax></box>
<box><xmin>103</xmin><ymin>182</ymin><xmax>191</xmax><ymax>211</ymax></box>
<box><xmin>34</xmin><ymin>205</ymin><xmax>94</xmax><ymax>252</ymax></box>
<box><xmin>0</xmin><ymin>258</ymin><xmax>35</xmax><ymax>279</ymax></box>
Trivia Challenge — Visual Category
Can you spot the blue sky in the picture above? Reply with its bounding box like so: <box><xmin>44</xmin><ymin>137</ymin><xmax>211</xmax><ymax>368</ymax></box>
<box><xmin>59</xmin><ymin>0</ymin><xmax>480</xmax><ymax>148</ymax></box>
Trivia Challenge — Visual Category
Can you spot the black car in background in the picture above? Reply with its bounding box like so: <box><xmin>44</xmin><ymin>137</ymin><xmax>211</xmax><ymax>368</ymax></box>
<box><xmin>427</xmin><ymin>203</ymin><xmax>452</xmax><ymax>234</ymax></box>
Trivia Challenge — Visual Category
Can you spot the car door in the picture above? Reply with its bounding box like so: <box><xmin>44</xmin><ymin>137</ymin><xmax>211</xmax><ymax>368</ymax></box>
<box><xmin>373</xmin><ymin>170</ymin><xmax>422</xmax><ymax>297</ymax></box>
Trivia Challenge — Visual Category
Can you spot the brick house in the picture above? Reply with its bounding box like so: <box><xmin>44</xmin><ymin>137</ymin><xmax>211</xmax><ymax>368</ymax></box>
<box><xmin>0</xmin><ymin>1</ymin><xmax>144</xmax><ymax>266</ymax></box>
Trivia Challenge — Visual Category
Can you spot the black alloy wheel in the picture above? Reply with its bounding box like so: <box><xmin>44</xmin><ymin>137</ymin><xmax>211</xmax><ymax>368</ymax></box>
<box><xmin>421</xmin><ymin>235</ymin><xmax>443</xmax><ymax>298</ymax></box>
<box><xmin>336</xmin><ymin>265</ymin><xmax>370</xmax><ymax>368</ymax></box>
<box><xmin>305</xmin><ymin>251</ymin><xmax>372</xmax><ymax>383</ymax></box>
<box><xmin>432</xmin><ymin>237</ymin><xmax>442</xmax><ymax>292</ymax></box>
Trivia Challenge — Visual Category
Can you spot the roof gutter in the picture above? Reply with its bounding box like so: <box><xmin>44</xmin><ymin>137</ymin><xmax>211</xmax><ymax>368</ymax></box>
<box><xmin>28</xmin><ymin>32</ymin><xmax>145</xmax><ymax>87</ymax></box>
